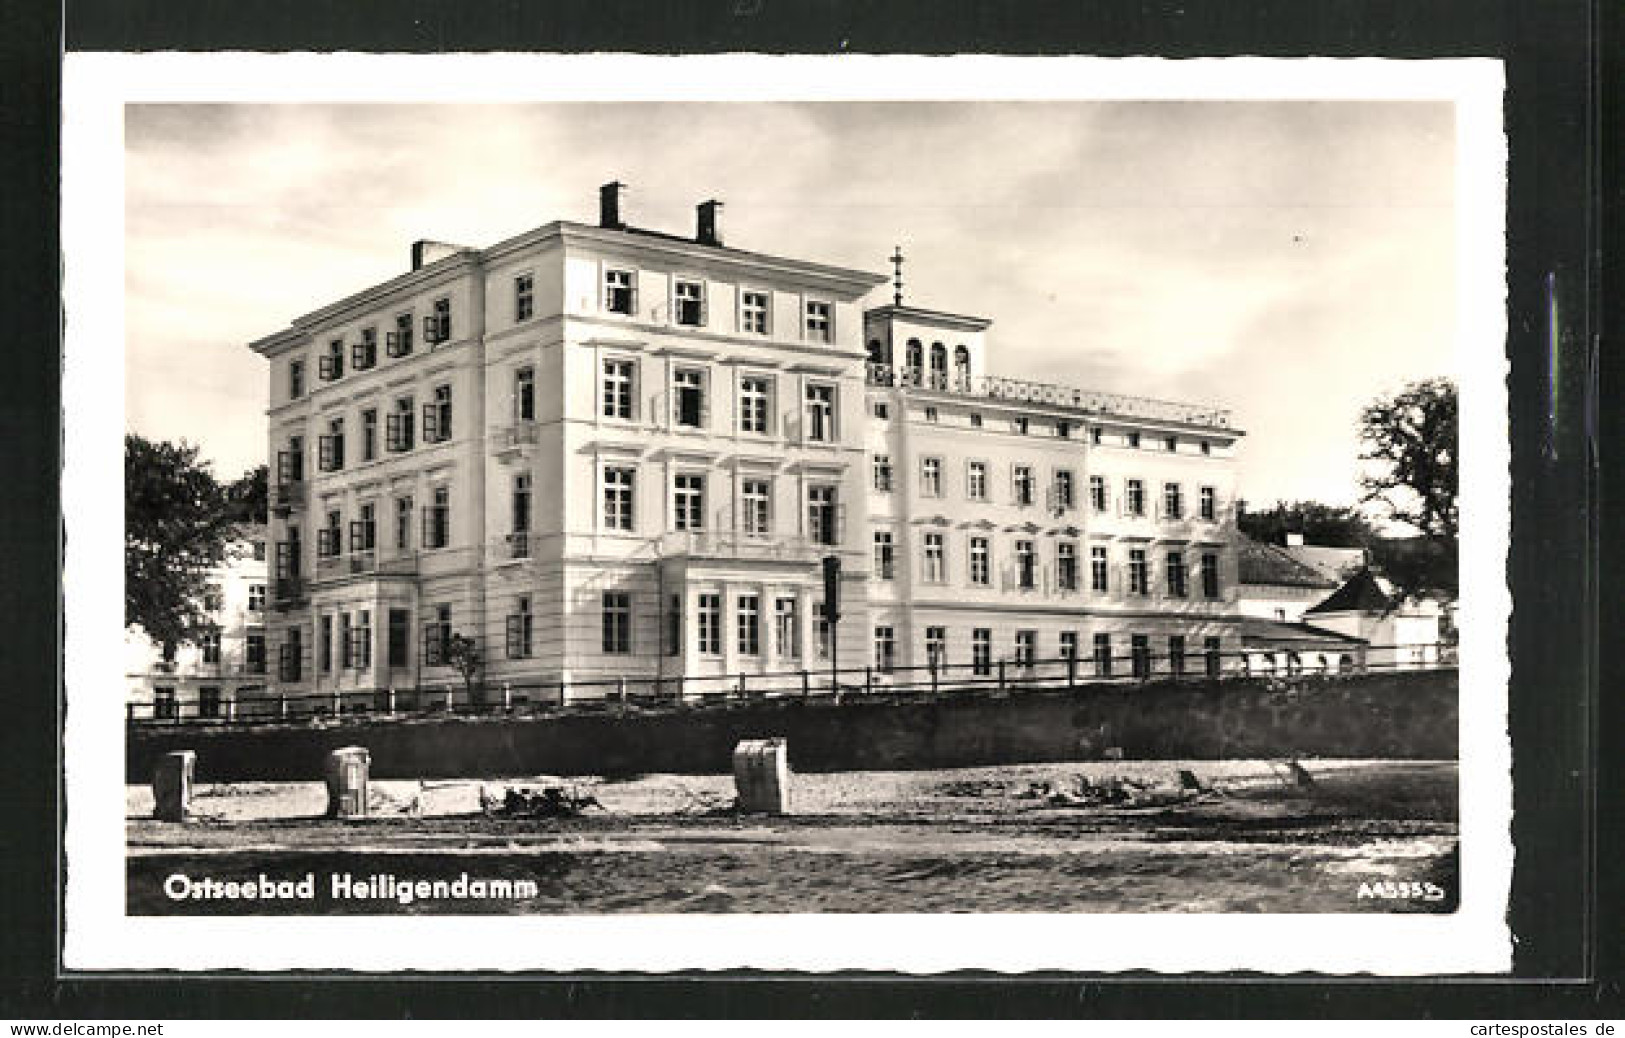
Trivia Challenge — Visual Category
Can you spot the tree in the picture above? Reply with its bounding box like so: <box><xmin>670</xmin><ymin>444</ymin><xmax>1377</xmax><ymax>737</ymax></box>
<box><xmin>1358</xmin><ymin>378</ymin><xmax>1458</xmax><ymax>597</ymax></box>
<box><xmin>442</xmin><ymin>633</ymin><xmax>485</xmax><ymax>708</ymax></box>
<box><xmin>1238</xmin><ymin>500</ymin><xmax>1378</xmax><ymax>548</ymax></box>
<box><xmin>125</xmin><ymin>435</ymin><xmax>238</xmax><ymax>651</ymax></box>
<box><xmin>226</xmin><ymin>464</ymin><xmax>268</xmax><ymax>525</ymax></box>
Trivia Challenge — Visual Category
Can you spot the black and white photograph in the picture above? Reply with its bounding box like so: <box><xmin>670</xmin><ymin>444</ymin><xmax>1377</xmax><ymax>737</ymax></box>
<box><xmin>61</xmin><ymin>53</ymin><xmax>1512</xmax><ymax>974</ymax></box>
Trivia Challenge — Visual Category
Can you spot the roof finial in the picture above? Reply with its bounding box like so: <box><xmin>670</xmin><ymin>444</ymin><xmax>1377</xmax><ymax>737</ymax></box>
<box><xmin>889</xmin><ymin>244</ymin><xmax>905</xmax><ymax>306</ymax></box>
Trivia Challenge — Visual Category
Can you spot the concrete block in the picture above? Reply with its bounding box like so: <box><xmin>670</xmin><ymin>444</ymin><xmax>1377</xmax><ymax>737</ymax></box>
<box><xmin>151</xmin><ymin>750</ymin><xmax>195</xmax><ymax>822</ymax></box>
<box><xmin>324</xmin><ymin>745</ymin><xmax>371</xmax><ymax>819</ymax></box>
<box><xmin>733</xmin><ymin>738</ymin><xmax>791</xmax><ymax>814</ymax></box>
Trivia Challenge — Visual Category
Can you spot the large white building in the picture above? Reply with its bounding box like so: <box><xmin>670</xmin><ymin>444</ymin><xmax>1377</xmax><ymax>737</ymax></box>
<box><xmin>248</xmin><ymin>185</ymin><xmax>1245</xmax><ymax>706</ymax></box>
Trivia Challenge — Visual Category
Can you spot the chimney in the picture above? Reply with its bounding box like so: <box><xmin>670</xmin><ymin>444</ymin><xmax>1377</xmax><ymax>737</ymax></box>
<box><xmin>411</xmin><ymin>240</ymin><xmax>464</xmax><ymax>271</ymax></box>
<box><xmin>599</xmin><ymin>181</ymin><xmax>627</xmax><ymax>230</ymax></box>
<box><xmin>697</xmin><ymin>200</ymin><xmax>724</xmax><ymax>247</ymax></box>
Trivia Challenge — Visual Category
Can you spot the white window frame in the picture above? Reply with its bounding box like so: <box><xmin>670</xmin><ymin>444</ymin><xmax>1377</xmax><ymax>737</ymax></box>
<box><xmin>804</xmin><ymin>299</ymin><xmax>833</xmax><ymax>343</ymax></box>
<box><xmin>740</xmin><ymin>289</ymin><xmax>771</xmax><ymax>335</ymax></box>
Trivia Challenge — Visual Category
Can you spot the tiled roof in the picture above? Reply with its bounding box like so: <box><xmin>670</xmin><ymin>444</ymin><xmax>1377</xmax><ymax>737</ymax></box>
<box><xmin>1305</xmin><ymin>568</ymin><xmax>1395</xmax><ymax>615</ymax></box>
<box><xmin>1236</xmin><ymin>537</ymin><xmax>1339</xmax><ymax>589</ymax></box>
<box><xmin>1280</xmin><ymin>544</ymin><xmax>1366</xmax><ymax>582</ymax></box>
<box><xmin>1237</xmin><ymin>616</ymin><xmax>1368</xmax><ymax>647</ymax></box>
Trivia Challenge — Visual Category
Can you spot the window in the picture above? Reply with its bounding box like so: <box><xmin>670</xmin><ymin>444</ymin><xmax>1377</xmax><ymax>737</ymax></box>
<box><xmin>203</xmin><ymin>584</ymin><xmax>223</xmax><ymax>612</ymax></box>
<box><xmin>1060</xmin><ymin>630</ymin><xmax>1079</xmax><ymax>663</ymax></box>
<box><xmin>1200</xmin><ymin>440</ymin><xmax>1212</xmax><ymax>456</ymax></box>
<box><xmin>507</xmin><ymin>597</ymin><xmax>533</xmax><ymax>659</ymax></box>
<box><xmin>352</xmin><ymin>610</ymin><xmax>373</xmax><ymax>669</ymax></box>
<box><xmin>805</xmin><ymin>384</ymin><xmax>836</xmax><ymax>442</ymax></box>
<box><xmin>394</xmin><ymin>495</ymin><xmax>413</xmax><ymax>551</ymax></box>
<box><xmin>1090</xmin><ymin>545</ymin><xmax>1109</xmax><ymax>592</ymax></box>
<box><xmin>423</xmin><ymin>384</ymin><xmax>452</xmax><ymax>444</ymax></box>
<box><xmin>1015</xmin><ymin>630</ymin><xmax>1036</xmax><ymax>667</ymax></box>
<box><xmin>1093</xmin><ymin>633</ymin><xmax>1112</xmax><ymax>677</ymax></box>
<box><xmin>1090</xmin><ymin>426</ymin><xmax>1103</xmax><ymax>445</ymax></box>
<box><xmin>928</xmin><ymin>343</ymin><xmax>947</xmax><ymax>388</ymax></box>
<box><xmin>388</xmin><ymin>609</ymin><xmax>410</xmax><ymax>668</ymax></box>
<box><xmin>318</xmin><ymin>510</ymin><xmax>342</xmax><ymax>558</ymax></box>
<box><xmin>1201</xmin><ymin>552</ymin><xmax>1221</xmax><ymax>599</ymax></box>
<box><xmin>1128</xmin><ymin>549</ymin><xmax>1149</xmax><ymax>595</ymax></box>
<box><xmin>697</xmin><ymin>593</ymin><xmax>722</xmax><ymax>655</ymax></box>
<box><xmin>318</xmin><ymin>418</ymin><xmax>345</xmax><ymax>472</ymax></box>
<box><xmin>873</xmin><ymin>625</ymin><xmax>896</xmax><ymax>673</ymax></box>
<box><xmin>1163</xmin><ymin>483</ymin><xmax>1184</xmax><ymax>520</ymax></box>
<box><xmin>602</xmin><ymin>359</ymin><xmax>635</xmax><ymax>420</ymax></box>
<box><xmin>246</xmin><ymin>633</ymin><xmax>266</xmax><ymax>674</ymax></box>
<box><xmin>1164</xmin><ymin>435</ymin><xmax>1178</xmax><ymax>452</ymax></box>
<box><xmin>1166</xmin><ymin>552</ymin><xmax>1188</xmax><ymax>598</ymax></box>
<box><xmin>603</xmin><ymin>466</ymin><xmax>635</xmax><ymax>531</ymax></box>
<box><xmin>673</xmin><ymin>279</ymin><xmax>706</xmax><ymax>326</ymax></box>
<box><xmin>277</xmin><ymin>437</ymin><xmax>304</xmax><ymax>485</ymax></box>
<box><xmin>511</xmin><ymin>473</ymin><xmax>532</xmax><ymax>549</ymax></box>
<box><xmin>248</xmin><ymin>584</ymin><xmax>265</xmax><ymax>612</ymax></box>
<box><xmin>422</xmin><ymin>605</ymin><xmax>452</xmax><ymax>667</ymax></box>
<box><xmin>604</xmin><ymin>269</ymin><xmax>635</xmax><ymax>314</ymax></box>
<box><xmin>1125</xmin><ymin>478</ymin><xmax>1145</xmax><ymax>516</ymax></box>
<box><xmin>254</xmin><ymin>540</ymin><xmax>266</xmax><ymax>561</ymax></box>
<box><xmin>1089</xmin><ymin>475</ymin><xmax>1107</xmax><ymax>512</ymax></box>
<box><xmin>1057</xmin><ymin>421</ymin><xmax>1072</xmax><ymax>439</ymax></box>
<box><xmin>320</xmin><ymin>338</ymin><xmax>345</xmax><ymax>381</ymax></box>
<box><xmin>425</xmin><ymin>297</ymin><xmax>451</xmax><ymax>345</ymax></box>
<box><xmin>200</xmin><ymin>629</ymin><xmax>221</xmax><ymax>665</ymax></box>
<box><xmin>1057</xmin><ymin>541</ymin><xmax>1078</xmax><ymax>590</ymax></box>
<box><xmin>872</xmin><ymin>454</ymin><xmax>894</xmax><ymax>492</ymax></box>
<box><xmin>774</xmin><ymin>598</ymin><xmax>799</xmax><ymax>659</ymax></box>
<box><xmin>665</xmin><ymin>595</ymin><xmax>683</xmax><ymax>657</ymax></box>
<box><xmin>967</xmin><ymin>461</ymin><xmax>987</xmax><ymax>501</ymax></box>
<box><xmin>741</xmin><ymin>479</ymin><xmax>771</xmax><ymax>536</ymax></box>
<box><xmin>1015</xmin><ymin>540</ymin><xmax>1036</xmax><ymax>590</ymax></box>
<box><xmin>873</xmin><ymin>531</ymin><xmax>895</xmax><ymax>580</ymax></box>
<box><xmin>515</xmin><ymin>367</ymin><xmax>536</xmax><ymax>423</ymax></box>
<box><xmin>920</xmin><ymin>457</ymin><xmax>943</xmax><ymax>497</ymax></box>
<box><xmin>1204</xmin><ymin>636</ymin><xmax>1222</xmax><ymax>678</ymax></box>
<box><xmin>422</xmin><ymin>487</ymin><xmax>450</xmax><ymax>549</ymax></box>
<box><xmin>1053</xmin><ymin>470</ymin><xmax>1075</xmax><ymax>510</ymax></box>
<box><xmin>969</xmin><ymin>537</ymin><xmax>990</xmax><ymax>586</ymax></box>
<box><xmin>351</xmin><ymin>501</ymin><xmax>377</xmax><ymax>553</ymax></box>
<box><xmin>972</xmin><ymin>629</ymin><xmax>992</xmax><ymax>676</ymax></box>
<box><xmin>198</xmin><ymin>687</ymin><xmax>221</xmax><ymax>719</ymax></box>
<box><xmin>1013</xmin><ymin>416</ymin><xmax>1030</xmax><ymax>435</ymax></box>
<box><xmin>738</xmin><ymin>376</ymin><xmax>770</xmax><ymax>434</ymax></box>
<box><xmin>1013</xmin><ymin>465</ymin><xmax>1035</xmax><ymax>506</ymax></box>
<box><xmin>602</xmin><ymin>592</ymin><xmax>632</xmax><ymax>654</ymax></box>
<box><xmin>1200</xmin><ymin>486</ymin><xmax>1217</xmax><ymax>522</ymax></box>
<box><xmin>923</xmin><ymin>406</ymin><xmax>939</xmax><ymax>423</ymax></box>
<box><xmin>1169</xmin><ymin>635</ymin><xmax>1187</xmax><ymax>677</ymax></box>
<box><xmin>969</xmin><ymin>412</ymin><xmax>983</xmax><ymax>428</ymax></box>
<box><xmin>673</xmin><ymin>474</ymin><xmax>705</xmax><ymax>532</ymax></box>
<box><xmin>1127</xmin><ymin>431</ymin><xmax>1141</xmax><ymax>449</ymax></box>
<box><xmin>1131</xmin><ymin>634</ymin><xmax>1151</xmax><ymax>679</ymax></box>
<box><xmin>514</xmin><ymin>272</ymin><xmax>534</xmax><ymax>322</ymax></box>
<box><xmin>873</xmin><ymin>400</ymin><xmax>890</xmax><ymax>420</ymax></box>
<box><xmin>673</xmin><ymin>368</ymin><xmax>706</xmax><ymax>428</ymax></box>
<box><xmin>361</xmin><ymin>408</ymin><xmax>378</xmax><ymax>462</ymax></box>
<box><xmin>922</xmin><ymin>533</ymin><xmax>945</xmax><ymax>583</ymax></box>
<box><xmin>807</xmin><ymin>485</ymin><xmax>839</xmax><ymax>546</ymax></box>
<box><xmin>289</xmin><ymin>359</ymin><xmax>305</xmax><ymax>399</ymax></box>
<box><xmin>280</xmin><ymin>631</ymin><xmax>302</xmax><ymax>682</ymax></box>
<box><xmin>319</xmin><ymin>614</ymin><xmax>333</xmax><ymax>673</ymax></box>
<box><xmin>904</xmin><ymin>340</ymin><xmax>923</xmax><ymax>385</ymax></box>
<box><xmin>804</xmin><ymin>300</ymin><xmax>832</xmax><ymax>343</ymax></box>
<box><xmin>954</xmin><ymin>345</ymin><xmax>971</xmax><ymax>390</ymax></box>
<box><xmin>741</xmin><ymin>290</ymin><xmax>770</xmax><ymax>334</ymax></box>
<box><xmin>736</xmin><ymin>594</ymin><xmax>760</xmax><ymax>656</ymax></box>
<box><xmin>353</xmin><ymin>327</ymin><xmax>378</xmax><ymax>372</ymax></box>
<box><xmin>925</xmin><ymin>626</ymin><xmax>947</xmax><ymax>668</ymax></box>
<box><xmin>387</xmin><ymin>397</ymin><xmax>415</xmax><ymax>452</ymax></box>
<box><xmin>389</xmin><ymin>311</ymin><xmax>414</xmax><ymax>357</ymax></box>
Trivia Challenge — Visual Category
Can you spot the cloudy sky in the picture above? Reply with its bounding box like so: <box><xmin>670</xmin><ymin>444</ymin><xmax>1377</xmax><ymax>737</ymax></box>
<box><xmin>124</xmin><ymin>100</ymin><xmax>1455</xmax><ymax>507</ymax></box>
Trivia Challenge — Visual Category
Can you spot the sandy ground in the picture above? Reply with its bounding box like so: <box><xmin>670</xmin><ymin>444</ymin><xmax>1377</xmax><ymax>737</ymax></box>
<box><xmin>127</xmin><ymin>759</ymin><xmax>1458</xmax><ymax>914</ymax></box>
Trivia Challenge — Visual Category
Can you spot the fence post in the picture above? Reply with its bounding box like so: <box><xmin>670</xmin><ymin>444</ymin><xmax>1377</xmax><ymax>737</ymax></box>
<box><xmin>503</xmin><ymin>683</ymin><xmax>512</xmax><ymax>712</ymax></box>
<box><xmin>997</xmin><ymin>659</ymin><xmax>1007</xmax><ymax>693</ymax></box>
<box><xmin>617</xmin><ymin>676</ymin><xmax>628</xmax><ymax>713</ymax></box>
<box><xmin>675</xmin><ymin>675</ymin><xmax>684</xmax><ymax>702</ymax></box>
<box><xmin>126</xmin><ymin>702</ymin><xmax>134</xmax><ymax>723</ymax></box>
<box><xmin>445</xmin><ymin>686</ymin><xmax>454</xmax><ymax>712</ymax></box>
<box><xmin>1067</xmin><ymin>654</ymin><xmax>1076</xmax><ymax>688</ymax></box>
<box><xmin>800</xmin><ymin>669</ymin><xmax>810</xmax><ymax>699</ymax></box>
<box><xmin>930</xmin><ymin>659</ymin><xmax>939</xmax><ymax>698</ymax></box>
<box><xmin>332</xmin><ymin>688</ymin><xmax>342</xmax><ymax>716</ymax></box>
<box><xmin>227</xmin><ymin>696</ymin><xmax>237</xmax><ymax>722</ymax></box>
<box><xmin>738</xmin><ymin>673</ymin><xmax>748</xmax><ymax>698</ymax></box>
<box><xmin>387</xmin><ymin>687</ymin><xmax>396</xmax><ymax>715</ymax></box>
<box><xmin>279</xmin><ymin>693</ymin><xmax>288</xmax><ymax>720</ymax></box>
<box><xmin>864</xmin><ymin>666</ymin><xmax>873</xmax><ymax>695</ymax></box>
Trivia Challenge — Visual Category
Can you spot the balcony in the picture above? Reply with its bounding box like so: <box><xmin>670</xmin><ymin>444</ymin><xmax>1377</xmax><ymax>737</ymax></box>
<box><xmin>492</xmin><ymin>531</ymin><xmax>531</xmax><ymax>561</ymax></box>
<box><xmin>313</xmin><ymin>551</ymin><xmax>418</xmax><ymax>580</ymax></box>
<box><xmin>657</xmin><ymin>531</ymin><xmax>828</xmax><ymax>565</ymax></box>
<box><xmin>864</xmin><ymin>362</ymin><xmax>1233</xmax><ymax>429</ymax></box>
<box><xmin>492</xmin><ymin>421</ymin><xmax>540</xmax><ymax>461</ymax></box>
<box><xmin>273</xmin><ymin>577</ymin><xmax>305</xmax><ymax>608</ymax></box>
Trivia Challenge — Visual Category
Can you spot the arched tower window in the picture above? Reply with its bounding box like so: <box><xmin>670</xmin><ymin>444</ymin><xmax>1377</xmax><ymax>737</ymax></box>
<box><xmin>866</xmin><ymin>339</ymin><xmax>890</xmax><ymax>385</ymax></box>
<box><xmin>905</xmin><ymin>339</ymin><xmax>923</xmax><ymax>386</ymax></box>
<box><xmin>929</xmin><ymin>343</ymin><xmax>948</xmax><ymax>389</ymax></box>
<box><xmin>954</xmin><ymin>345</ymin><xmax>972</xmax><ymax>390</ymax></box>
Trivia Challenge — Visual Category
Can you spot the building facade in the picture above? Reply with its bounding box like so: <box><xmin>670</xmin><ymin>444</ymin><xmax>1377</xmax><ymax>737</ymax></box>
<box><xmin>125</xmin><ymin>525</ymin><xmax>270</xmax><ymax>719</ymax></box>
<box><xmin>248</xmin><ymin>186</ymin><xmax>1245</xmax><ymax>706</ymax></box>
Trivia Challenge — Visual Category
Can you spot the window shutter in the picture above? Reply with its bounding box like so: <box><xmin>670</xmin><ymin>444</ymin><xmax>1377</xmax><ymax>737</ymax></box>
<box><xmin>699</xmin><ymin>291</ymin><xmax>709</xmax><ymax>327</ymax></box>
<box><xmin>506</xmin><ymin>615</ymin><xmax>522</xmax><ymax>659</ymax></box>
<box><xmin>348</xmin><ymin>521</ymin><xmax>362</xmax><ymax>553</ymax></box>
<box><xmin>420</xmin><ymin>506</ymin><xmax>431</xmax><ymax>549</ymax></box>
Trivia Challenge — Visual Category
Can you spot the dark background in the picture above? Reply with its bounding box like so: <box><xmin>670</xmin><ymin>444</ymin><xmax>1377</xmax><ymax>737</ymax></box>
<box><xmin>3</xmin><ymin>0</ymin><xmax>1613</xmax><ymax>1019</ymax></box>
